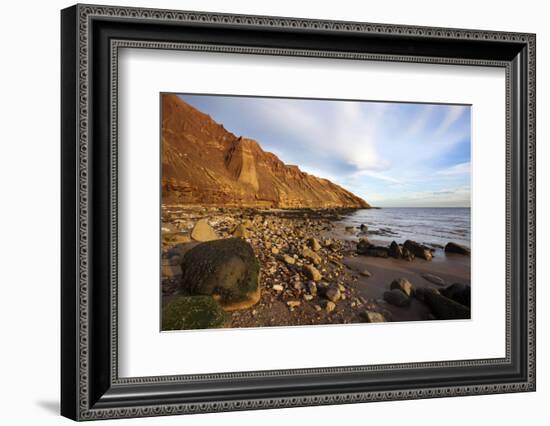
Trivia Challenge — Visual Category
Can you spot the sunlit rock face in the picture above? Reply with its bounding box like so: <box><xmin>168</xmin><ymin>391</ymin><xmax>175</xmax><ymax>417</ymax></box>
<box><xmin>161</xmin><ymin>94</ymin><xmax>370</xmax><ymax>209</ymax></box>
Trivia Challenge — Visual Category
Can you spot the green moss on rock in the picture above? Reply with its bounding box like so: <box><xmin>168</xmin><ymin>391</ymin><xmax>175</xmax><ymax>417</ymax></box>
<box><xmin>162</xmin><ymin>296</ymin><xmax>231</xmax><ymax>330</ymax></box>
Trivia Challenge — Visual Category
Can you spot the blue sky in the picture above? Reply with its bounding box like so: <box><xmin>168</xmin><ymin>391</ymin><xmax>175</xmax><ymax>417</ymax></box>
<box><xmin>178</xmin><ymin>94</ymin><xmax>471</xmax><ymax>207</ymax></box>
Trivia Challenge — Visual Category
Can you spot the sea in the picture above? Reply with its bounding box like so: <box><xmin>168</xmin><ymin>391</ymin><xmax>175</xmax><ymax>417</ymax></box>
<box><xmin>339</xmin><ymin>207</ymin><xmax>471</xmax><ymax>249</ymax></box>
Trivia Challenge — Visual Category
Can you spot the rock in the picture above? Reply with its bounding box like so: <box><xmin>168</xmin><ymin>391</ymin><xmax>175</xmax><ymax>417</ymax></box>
<box><xmin>314</xmin><ymin>305</ymin><xmax>322</xmax><ymax>312</ymax></box>
<box><xmin>287</xmin><ymin>301</ymin><xmax>301</xmax><ymax>309</ymax></box>
<box><xmin>271</xmin><ymin>247</ymin><xmax>280</xmax><ymax>255</ymax></box>
<box><xmin>403</xmin><ymin>240</ymin><xmax>432</xmax><ymax>261</ymax></box>
<box><xmin>361</xmin><ymin>310</ymin><xmax>386</xmax><ymax>323</ymax></box>
<box><xmin>308</xmin><ymin>237</ymin><xmax>321</xmax><ymax>252</ymax></box>
<box><xmin>306</xmin><ymin>280</ymin><xmax>318</xmax><ymax>296</ymax></box>
<box><xmin>179</xmin><ymin>238</ymin><xmax>260</xmax><ymax>310</ymax></box>
<box><xmin>345</xmin><ymin>226</ymin><xmax>355</xmax><ymax>233</ymax></box>
<box><xmin>359</xmin><ymin>269</ymin><xmax>372</xmax><ymax>277</ymax></box>
<box><xmin>423</xmin><ymin>290</ymin><xmax>471</xmax><ymax>320</ymax></box>
<box><xmin>303</xmin><ymin>294</ymin><xmax>314</xmax><ymax>301</ymax></box>
<box><xmin>390</xmin><ymin>277</ymin><xmax>415</xmax><ymax>297</ymax></box>
<box><xmin>303</xmin><ymin>264</ymin><xmax>322</xmax><ymax>281</ymax></box>
<box><xmin>190</xmin><ymin>219</ymin><xmax>218</xmax><ymax>242</ymax></box>
<box><xmin>162</xmin><ymin>296</ymin><xmax>230</xmax><ymax>330</ymax></box>
<box><xmin>388</xmin><ymin>241</ymin><xmax>403</xmax><ymax>258</ymax></box>
<box><xmin>324</xmin><ymin>285</ymin><xmax>342</xmax><ymax>302</ymax></box>
<box><xmin>272</xmin><ymin>284</ymin><xmax>284</xmax><ymax>292</ymax></box>
<box><xmin>421</xmin><ymin>273</ymin><xmax>446</xmax><ymax>286</ymax></box>
<box><xmin>280</xmin><ymin>254</ymin><xmax>296</xmax><ymax>265</ymax></box>
<box><xmin>359</xmin><ymin>223</ymin><xmax>368</xmax><ymax>232</ymax></box>
<box><xmin>293</xmin><ymin>281</ymin><xmax>304</xmax><ymax>291</ymax></box>
<box><xmin>360</xmin><ymin>246</ymin><xmax>389</xmax><ymax>258</ymax></box>
<box><xmin>166</xmin><ymin>242</ymin><xmax>199</xmax><ymax>259</ymax></box>
<box><xmin>303</xmin><ymin>246</ymin><xmax>322</xmax><ymax>265</ymax></box>
<box><xmin>161</xmin><ymin>262</ymin><xmax>182</xmax><ymax>279</ymax></box>
<box><xmin>383</xmin><ymin>289</ymin><xmax>411</xmax><ymax>307</ymax></box>
<box><xmin>356</xmin><ymin>238</ymin><xmax>371</xmax><ymax>254</ymax></box>
<box><xmin>441</xmin><ymin>283</ymin><xmax>471</xmax><ymax>307</ymax></box>
<box><xmin>163</xmin><ymin>232</ymin><xmax>192</xmax><ymax>245</ymax></box>
<box><xmin>414</xmin><ymin>287</ymin><xmax>439</xmax><ymax>303</ymax></box>
<box><xmin>232</xmin><ymin>224</ymin><xmax>249</xmax><ymax>239</ymax></box>
<box><xmin>402</xmin><ymin>248</ymin><xmax>415</xmax><ymax>262</ymax></box>
<box><xmin>325</xmin><ymin>301</ymin><xmax>336</xmax><ymax>312</ymax></box>
<box><xmin>445</xmin><ymin>242</ymin><xmax>471</xmax><ymax>256</ymax></box>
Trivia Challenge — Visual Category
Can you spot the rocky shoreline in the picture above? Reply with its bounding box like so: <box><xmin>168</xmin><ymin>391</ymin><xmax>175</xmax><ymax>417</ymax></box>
<box><xmin>161</xmin><ymin>206</ymin><xmax>471</xmax><ymax>330</ymax></box>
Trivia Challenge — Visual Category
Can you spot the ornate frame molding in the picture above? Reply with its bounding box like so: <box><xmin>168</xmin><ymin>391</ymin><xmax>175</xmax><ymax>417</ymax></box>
<box><xmin>61</xmin><ymin>4</ymin><xmax>536</xmax><ymax>421</ymax></box>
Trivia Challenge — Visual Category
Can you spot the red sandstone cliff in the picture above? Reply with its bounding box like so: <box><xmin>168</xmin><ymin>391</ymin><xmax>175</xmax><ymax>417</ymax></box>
<box><xmin>161</xmin><ymin>94</ymin><xmax>370</xmax><ymax>209</ymax></box>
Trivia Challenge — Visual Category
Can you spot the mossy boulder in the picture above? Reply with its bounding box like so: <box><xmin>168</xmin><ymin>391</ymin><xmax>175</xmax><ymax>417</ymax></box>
<box><xmin>162</xmin><ymin>296</ymin><xmax>231</xmax><ymax>330</ymax></box>
<box><xmin>179</xmin><ymin>238</ymin><xmax>261</xmax><ymax>310</ymax></box>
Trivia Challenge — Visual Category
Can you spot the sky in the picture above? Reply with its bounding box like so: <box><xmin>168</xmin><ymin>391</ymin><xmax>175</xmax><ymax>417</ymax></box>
<box><xmin>178</xmin><ymin>94</ymin><xmax>471</xmax><ymax>208</ymax></box>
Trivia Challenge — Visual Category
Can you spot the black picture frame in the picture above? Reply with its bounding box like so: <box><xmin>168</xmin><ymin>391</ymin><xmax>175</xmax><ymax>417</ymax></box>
<box><xmin>61</xmin><ymin>4</ymin><xmax>536</xmax><ymax>421</ymax></box>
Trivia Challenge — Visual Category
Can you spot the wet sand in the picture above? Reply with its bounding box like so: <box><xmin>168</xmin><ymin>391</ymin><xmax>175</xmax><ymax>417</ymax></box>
<box><xmin>327</xmin><ymin>221</ymin><xmax>470</xmax><ymax>322</ymax></box>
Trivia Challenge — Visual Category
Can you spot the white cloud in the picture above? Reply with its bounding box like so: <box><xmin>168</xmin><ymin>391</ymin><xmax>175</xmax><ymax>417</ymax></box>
<box><xmin>437</xmin><ymin>161</ymin><xmax>471</xmax><ymax>176</ymax></box>
<box><xmin>351</xmin><ymin>169</ymin><xmax>401</xmax><ymax>184</ymax></box>
<box><xmin>434</xmin><ymin>105</ymin><xmax>468</xmax><ymax>137</ymax></box>
<box><xmin>252</xmin><ymin>100</ymin><xmax>390</xmax><ymax>172</ymax></box>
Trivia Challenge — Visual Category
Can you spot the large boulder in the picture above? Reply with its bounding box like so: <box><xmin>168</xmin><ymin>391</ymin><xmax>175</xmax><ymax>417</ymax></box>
<box><xmin>445</xmin><ymin>242</ymin><xmax>471</xmax><ymax>256</ymax></box>
<box><xmin>162</xmin><ymin>296</ymin><xmax>231</xmax><ymax>330</ymax></box>
<box><xmin>441</xmin><ymin>283</ymin><xmax>471</xmax><ymax>307</ymax></box>
<box><xmin>390</xmin><ymin>277</ymin><xmax>415</xmax><ymax>297</ymax></box>
<box><xmin>383</xmin><ymin>289</ymin><xmax>411</xmax><ymax>307</ymax></box>
<box><xmin>179</xmin><ymin>238</ymin><xmax>260</xmax><ymax>310</ymax></box>
<box><xmin>423</xmin><ymin>290</ymin><xmax>471</xmax><ymax>320</ymax></box>
<box><xmin>190</xmin><ymin>219</ymin><xmax>218</xmax><ymax>241</ymax></box>
<box><xmin>403</xmin><ymin>240</ymin><xmax>432</xmax><ymax>261</ymax></box>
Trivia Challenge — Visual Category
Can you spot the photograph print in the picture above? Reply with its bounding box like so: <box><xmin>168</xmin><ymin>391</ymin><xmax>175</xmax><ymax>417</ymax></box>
<box><xmin>160</xmin><ymin>93</ymin><xmax>472</xmax><ymax>331</ymax></box>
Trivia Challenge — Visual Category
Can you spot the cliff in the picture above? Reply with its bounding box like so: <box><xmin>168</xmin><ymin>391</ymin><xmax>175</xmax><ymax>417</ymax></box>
<box><xmin>161</xmin><ymin>94</ymin><xmax>370</xmax><ymax>209</ymax></box>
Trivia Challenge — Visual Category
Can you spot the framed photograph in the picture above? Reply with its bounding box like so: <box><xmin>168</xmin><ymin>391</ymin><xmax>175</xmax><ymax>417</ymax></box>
<box><xmin>61</xmin><ymin>4</ymin><xmax>536</xmax><ymax>421</ymax></box>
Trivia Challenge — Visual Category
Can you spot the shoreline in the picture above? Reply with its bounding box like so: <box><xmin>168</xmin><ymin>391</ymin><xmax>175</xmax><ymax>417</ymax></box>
<box><xmin>161</xmin><ymin>205</ymin><xmax>471</xmax><ymax>329</ymax></box>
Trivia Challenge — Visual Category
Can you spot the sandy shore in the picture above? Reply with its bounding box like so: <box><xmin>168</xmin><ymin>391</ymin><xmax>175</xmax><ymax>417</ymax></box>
<box><xmin>161</xmin><ymin>206</ymin><xmax>471</xmax><ymax>329</ymax></box>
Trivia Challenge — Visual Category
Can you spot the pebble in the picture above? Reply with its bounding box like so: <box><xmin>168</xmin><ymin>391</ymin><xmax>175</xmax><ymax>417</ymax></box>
<box><xmin>282</xmin><ymin>254</ymin><xmax>295</xmax><ymax>265</ymax></box>
<box><xmin>325</xmin><ymin>301</ymin><xmax>336</xmax><ymax>312</ymax></box>
<box><xmin>325</xmin><ymin>286</ymin><xmax>341</xmax><ymax>302</ymax></box>
<box><xmin>303</xmin><ymin>264</ymin><xmax>322</xmax><ymax>281</ymax></box>
<box><xmin>287</xmin><ymin>301</ymin><xmax>301</xmax><ymax>309</ymax></box>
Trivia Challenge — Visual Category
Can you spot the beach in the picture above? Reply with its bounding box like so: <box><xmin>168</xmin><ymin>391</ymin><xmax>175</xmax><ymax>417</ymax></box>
<box><xmin>161</xmin><ymin>206</ymin><xmax>471</xmax><ymax>329</ymax></box>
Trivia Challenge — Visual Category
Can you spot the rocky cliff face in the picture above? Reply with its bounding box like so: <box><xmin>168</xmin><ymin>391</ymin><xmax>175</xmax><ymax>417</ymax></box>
<box><xmin>161</xmin><ymin>94</ymin><xmax>370</xmax><ymax>209</ymax></box>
